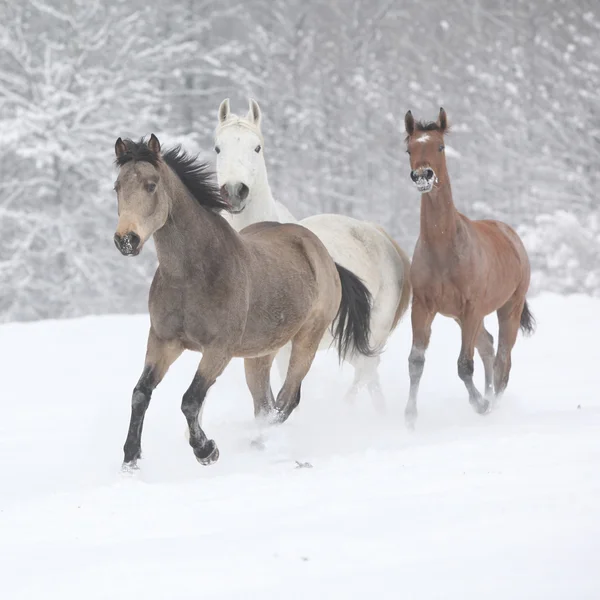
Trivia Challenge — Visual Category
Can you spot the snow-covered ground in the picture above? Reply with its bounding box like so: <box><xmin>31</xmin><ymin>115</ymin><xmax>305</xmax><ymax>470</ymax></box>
<box><xmin>1</xmin><ymin>292</ymin><xmax>599</xmax><ymax>599</ymax></box>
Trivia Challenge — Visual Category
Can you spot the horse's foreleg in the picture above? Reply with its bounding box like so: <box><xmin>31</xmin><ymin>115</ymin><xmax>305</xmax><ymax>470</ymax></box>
<box><xmin>272</xmin><ymin>326</ymin><xmax>322</xmax><ymax>424</ymax></box>
<box><xmin>123</xmin><ymin>330</ymin><xmax>183</xmax><ymax>469</ymax></box>
<box><xmin>458</xmin><ymin>314</ymin><xmax>489</xmax><ymax>414</ymax></box>
<box><xmin>405</xmin><ymin>299</ymin><xmax>435</xmax><ymax>429</ymax></box>
<box><xmin>182</xmin><ymin>350</ymin><xmax>231</xmax><ymax>465</ymax></box>
<box><xmin>475</xmin><ymin>323</ymin><xmax>495</xmax><ymax>400</ymax></box>
<box><xmin>244</xmin><ymin>353</ymin><xmax>276</xmax><ymax>420</ymax></box>
<box><xmin>494</xmin><ymin>300</ymin><xmax>523</xmax><ymax>399</ymax></box>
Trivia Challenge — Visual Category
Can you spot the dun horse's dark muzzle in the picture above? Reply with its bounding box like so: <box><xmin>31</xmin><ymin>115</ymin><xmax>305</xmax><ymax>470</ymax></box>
<box><xmin>114</xmin><ymin>232</ymin><xmax>141</xmax><ymax>256</ymax></box>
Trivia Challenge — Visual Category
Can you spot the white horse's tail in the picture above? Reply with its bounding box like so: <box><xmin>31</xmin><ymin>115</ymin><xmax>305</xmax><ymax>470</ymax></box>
<box><xmin>374</xmin><ymin>225</ymin><xmax>412</xmax><ymax>333</ymax></box>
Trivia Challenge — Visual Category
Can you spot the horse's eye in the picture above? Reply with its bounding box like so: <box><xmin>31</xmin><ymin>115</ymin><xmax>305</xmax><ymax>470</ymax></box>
<box><xmin>215</xmin><ymin>146</ymin><xmax>221</xmax><ymax>154</ymax></box>
<box><xmin>255</xmin><ymin>145</ymin><xmax>261</xmax><ymax>153</ymax></box>
<box><xmin>406</xmin><ymin>149</ymin><xmax>411</xmax><ymax>155</ymax></box>
<box><xmin>439</xmin><ymin>144</ymin><xmax>445</xmax><ymax>152</ymax></box>
<box><xmin>146</xmin><ymin>182</ymin><xmax>156</xmax><ymax>193</ymax></box>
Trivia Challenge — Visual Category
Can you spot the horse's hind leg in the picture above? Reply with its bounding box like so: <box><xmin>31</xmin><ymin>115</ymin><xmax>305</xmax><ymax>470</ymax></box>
<box><xmin>475</xmin><ymin>323</ymin><xmax>495</xmax><ymax>400</ymax></box>
<box><xmin>458</xmin><ymin>312</ymin><xmax>490</xmax><ymax>415</ymax></box>
<box><xmin>273</xmin><ymin>342</ymin><xmax>292</xmax><ymax>389</ymax></box>
<box><xmin>182</xmin><ymin>350</ymin><xmax>232</xmax><ymax>465</ymax></box>
<box><xmin>494</xmin><ymin>298</ymin><xmax>524</xmax><ymax>399</ymax></box>
<box><xmin>344</xmin><ymin>354</ymin><xmax>386</xmax><ymax>414</ymax></box>
<box><xmin>123</xmin><ymin>329</ymin><xmax>183</xmax><ymax>469</ymax></box>
<box><xmin>272</xmin><ymin>324</ymin><xmax>323</xmax><ymax>424</ymax></box>
<box><xmin>244</xmin><ymin>353</ymin><xmax>276</xmax><ymax>419</ymax></box>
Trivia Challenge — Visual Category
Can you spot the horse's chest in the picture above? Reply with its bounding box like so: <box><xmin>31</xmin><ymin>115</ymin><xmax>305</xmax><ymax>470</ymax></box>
<box><xmin>412</xmin><ymin>263</ymin><xmax>467</xmax><ymax>316</ymax></box>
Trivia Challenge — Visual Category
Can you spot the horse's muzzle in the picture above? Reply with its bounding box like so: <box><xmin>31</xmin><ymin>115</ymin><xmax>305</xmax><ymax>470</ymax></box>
<box><xmin>114</xmin><ymin>231</ymin><xmax>141</xmax><ymax>256</ymax></box>
<box><xmin>410</xmin><ymin>167</ymin><xmax>436</xmax><ymax>193</ymax></box>
<box><xmin>220</xmin><ymin>182</ymin><xmax>249</xmax><ymax>213</ymax></box>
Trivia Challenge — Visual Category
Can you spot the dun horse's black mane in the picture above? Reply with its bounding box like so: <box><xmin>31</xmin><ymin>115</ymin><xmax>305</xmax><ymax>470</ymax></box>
<box><xmin>115</xmin><ymin>138</ymin><xmax>231</xmax><ymax>213</ymax></box>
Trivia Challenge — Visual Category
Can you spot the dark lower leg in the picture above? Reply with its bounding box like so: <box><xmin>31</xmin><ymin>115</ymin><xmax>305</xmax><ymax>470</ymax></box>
<box><xmin>244</xmin><ymin>354</ymin><xmax>276</xmax><ymax>419</ymax></box>
<box><xmin>122</xmin><ymin>331</ymin><xmax>182</xmax><ymax>468</ymax></box>
<box><xmin>405</xmin><ymin>301</ymin><xmax>434</xmax><ymax>427</ymax></box>
<box><xmin>272</xmin><ymin>338</ymin><xmax>318</xmax><ymax>424</ymax></box>
<box><xmin>458</xmin><ymin>316</ymin><xmax>488</xmax><ymax>414</ymax></box>
<box><xmin>123</xmin><ymin>366</ymin><xmax>156</xmax><ymax>465</ymax></box>
<box><xmin>181</xmin><ymin>352</ymin><xmax>230</xmax><ymax>465</ymax></box>
<box><xmin>475</xmin><ymin>325</ymin><xmax>495</xmax><ymax>399</ymax></box>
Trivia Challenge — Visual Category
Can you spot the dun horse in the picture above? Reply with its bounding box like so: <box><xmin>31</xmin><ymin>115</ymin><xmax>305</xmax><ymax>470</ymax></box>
<box><xmin>112</xmin><ymin>135</ymin><xmax>374</xmax><ymax>469</ymax></box>
<box><xmin>215</xmin><ymin>98</ymin><xmax>412</xmax><ymax>412</ymax></box>
<box><xmin>404</xmin><ymin>108</ymin><xmax>535</xmax><ymax>427</ymax></box>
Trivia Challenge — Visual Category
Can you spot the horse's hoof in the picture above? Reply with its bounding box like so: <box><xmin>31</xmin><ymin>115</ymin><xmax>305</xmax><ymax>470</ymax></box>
<box><xmin>404</xmin><ymin>410</ymin><xmax>417</xmax><ymax>431</ymax></box>
<box><xmin>195</xmin><ymin>440</ymin><xmax>220</xmax><ymax>465</ymax></box>
<box><xmin>268</xmin><ymin>407</ymin><xmax>287</xmax><ymax>425</ymax></box>
<box><xmin>471</xmin><ymin>397</ymin><xmax>491</xmax><ymax>415</ymax></box>
<box><xmin>121</xmin><ymin>460</ymin><xmax>140</xmax><ymax>475</ymax></box>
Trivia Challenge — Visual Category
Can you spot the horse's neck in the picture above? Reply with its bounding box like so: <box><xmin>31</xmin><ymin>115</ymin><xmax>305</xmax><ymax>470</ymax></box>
<box><xmin>419</xmin><ymin>175</ymin><xmax>460</xmax><ymax>250</ymax></box>
<box><xmin>232</xmin><ymin>168</ymin><xmax>297</xmax><ymax>230</ymax></box>
<box><xmin>153</xmin><ymin>178</ymin><xmax>235</xmax><ymax>279</ymax></box>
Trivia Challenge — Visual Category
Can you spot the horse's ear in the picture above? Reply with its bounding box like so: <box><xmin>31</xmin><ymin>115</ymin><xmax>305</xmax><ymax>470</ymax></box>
<box><xmin>148</xmin><ymin>133</ymin><xmax>161</xmax><ymax>155</ymax></box>
<box><xmin>438</xmin><ymin>107</ymin><xmax>448</xmax><ymax>133</ymax></box>
<box><xmin>218</xmin><ymin>98</ymin><xmax>230</xmax><ymax>123</ymax></box>
<box><xmin>247</xmin><ymin>98</ymin><xmax>262</xmax><ymax>127</ymax></box>
<box><xmin>115</xmin><ymin>137</ymin><xmax>127</xmax><ymax>158</ymax></box>
<box><xmin>405</xmin><ymin>110</ymin><xmax>415</xmax><ymax>136</ymax></box>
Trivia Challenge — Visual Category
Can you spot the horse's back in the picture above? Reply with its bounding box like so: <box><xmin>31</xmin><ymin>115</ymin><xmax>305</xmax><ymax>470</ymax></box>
<box><xmin>240</xmin><ymin>220</ymin><xmax>339</xmax><ymax>295</ymax></box>
<box><xmin>237</xmin><ymin>220</ymin><xmax>341</xmax><ymax>348</ymax></box>
<box><xmin>301</xmin><ymin>213</ymin><xmax>406</xmax><ymax>296</ymax></box>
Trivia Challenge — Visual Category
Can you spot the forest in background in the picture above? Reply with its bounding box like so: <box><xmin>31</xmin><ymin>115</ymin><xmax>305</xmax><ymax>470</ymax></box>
<box><xmin>1</xmin><ymin>0</ymin><xmax>599</xmax><ymax>322</ymax></box>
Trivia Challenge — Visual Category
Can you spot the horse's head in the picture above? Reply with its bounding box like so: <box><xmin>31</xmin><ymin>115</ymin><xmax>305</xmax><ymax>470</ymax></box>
<box><xmin>214</xmin><ymin>98</ymin><xmax>265</xmax><ymax>214</ymax></box>
<box><xmin>404</xmin><ymin>107</ymin><xmax>449</xmax><ymax>194</ymax></box>
<box><xmin>113</xmin><ymin>134</ymin><xmax>169</xmax><ymax>256</ymax></box>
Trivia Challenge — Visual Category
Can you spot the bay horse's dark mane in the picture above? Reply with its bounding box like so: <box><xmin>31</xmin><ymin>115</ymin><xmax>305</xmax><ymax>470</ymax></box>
<box><xmin>404</xmin><ymin>120</ymin><xmax>450</xmax><ymax>143</ymax></box>
<box><xmin>115</xmin><ymin>138</ymin><xmax>231</xmax><ymax>213</ymax></box>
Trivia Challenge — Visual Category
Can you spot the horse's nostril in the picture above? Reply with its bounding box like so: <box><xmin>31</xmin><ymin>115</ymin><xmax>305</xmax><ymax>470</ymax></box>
<box><xmin>410</xmin><ymin>171</ymin><xmax>419</xmax><ymax>183</ymax></box>
<box><xmin>128</xmin><ymin>232</ymin><xmax>141</xmax><ymax>250</ymax></box>
<box><xmin>238</xmin><ymin>183</ymin><xmax>249</xmax><ymax>200</ymax></box>
<box><xmin>425</xmin><ymin>168</ymin><xmax>434</xmax><ymax>181</ymax></box>
<box><xmin>114</xmin><ymin>233</ymin><xmax>122</xmax><ymax>250</ymax></box>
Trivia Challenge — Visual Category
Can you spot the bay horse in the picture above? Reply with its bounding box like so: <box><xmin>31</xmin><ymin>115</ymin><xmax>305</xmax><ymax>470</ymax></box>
<box><xmin>403</xmin><ymin>107</ymin><xmax>535</xmax><ymax>427</ymax></box>
<box><xmin>214</xmin><ymin>98</ymin><xmax>412</xmax><ymax>412</ymax></box>
<box><xmin>112</xmin><ymin>134</ymin><xmax>374</xmax><ymax>469</ymax></box>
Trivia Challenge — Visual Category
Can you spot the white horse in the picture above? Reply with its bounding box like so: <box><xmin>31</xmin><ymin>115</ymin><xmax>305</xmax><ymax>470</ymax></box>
<box><xmin>214</xmin><ymin>98</ymin><xmax>412</xmax><ymax>411</ymax></box>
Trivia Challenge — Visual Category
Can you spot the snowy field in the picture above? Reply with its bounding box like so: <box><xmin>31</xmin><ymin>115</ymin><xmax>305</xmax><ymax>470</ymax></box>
<box><xmin>1</xmin><ymin>292</ymin><xmax>599</xmax><ymax>599</ymax></box>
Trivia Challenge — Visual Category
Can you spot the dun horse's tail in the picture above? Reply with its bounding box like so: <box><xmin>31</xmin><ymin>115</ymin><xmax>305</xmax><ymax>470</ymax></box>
<box><xmin>520</xmin><ymin>300</ymin><xmax>536</xmax><ymax>336</ymax></box>
<box><xmin>332</xmin><ymin>263</ymin><xmax>378</xmax><ymax>362</ymax></box>
<box><xmin>373</xmin><ymin>225</ymin><xmax>412</xmax><ymax>332</ymax></box>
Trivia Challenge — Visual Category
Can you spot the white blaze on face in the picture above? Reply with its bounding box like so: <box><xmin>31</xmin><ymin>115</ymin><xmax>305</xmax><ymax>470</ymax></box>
<box><xmin>415</xmin><ymin>134</ymin><xmax>431</xmax><ymax>143</ymax></box>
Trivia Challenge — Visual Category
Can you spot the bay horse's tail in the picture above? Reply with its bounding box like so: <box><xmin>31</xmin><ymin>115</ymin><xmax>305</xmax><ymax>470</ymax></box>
<box><xmin>332</xmin><ymin>263</ymin><xmax>378</xmax><ymax>362</ymax></box>
<box><xmin>373</xmin><ymin>225</ymin><xmax>412</xmax><ymax>332</ymax></box>
<box><xmin>520</xmin><ymin>300</ymin><xmax>536</xmax><ymax>336</ymax></box>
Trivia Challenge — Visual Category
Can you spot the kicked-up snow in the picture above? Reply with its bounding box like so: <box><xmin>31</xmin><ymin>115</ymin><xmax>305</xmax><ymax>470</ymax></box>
<box><xmin>0</xmin><ymin>292</ymin><xmax>599</xmax><ymax>599</ymax></box>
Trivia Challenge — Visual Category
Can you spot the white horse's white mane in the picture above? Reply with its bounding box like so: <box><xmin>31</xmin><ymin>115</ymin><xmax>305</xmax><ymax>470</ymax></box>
<box><xmin>215</xmin><ymin>115</ymin><xmax>265</xmax><ymax>146</ymax></box>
